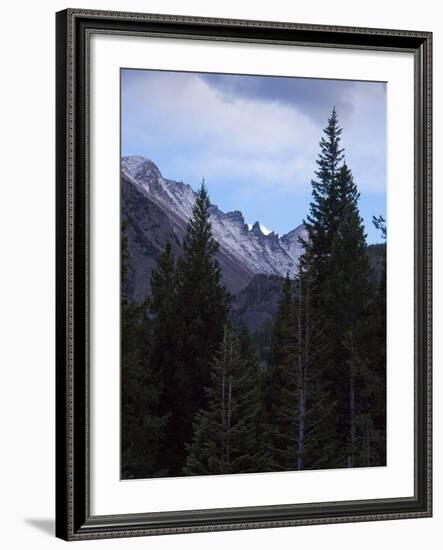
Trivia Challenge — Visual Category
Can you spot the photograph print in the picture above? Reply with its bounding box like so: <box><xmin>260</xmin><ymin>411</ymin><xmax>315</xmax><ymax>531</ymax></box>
<box><xmin>120</xmin><ymin>69</ymin><xmax>387</xmax><ymax>480</ymax></box>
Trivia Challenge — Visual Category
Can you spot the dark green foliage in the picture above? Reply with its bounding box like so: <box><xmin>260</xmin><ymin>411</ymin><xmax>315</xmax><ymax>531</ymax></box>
<box><xmin>122</xmin><ymin>181</ymin><xmax>232</xmax><ymax>477</ymax></box>
<box><xmin>170</xmin><ymin>180</ymin><xmax>232</xmax><ymax>473</ymax></box>
<box><xmin>366</xmin><ymin>243</ymin><xmax>386</xmax><ymax>287</ymax></box>
<box><xmin>372</xmin><ymin>215</ymin><xmax>387</xmax><ymax>240</ymax></box>
<box><xmin>148</xmin><ymin>242</ymin><xmax>185</xmax><ymax>473</ymax></box>
<box><xmin>343</xmin><ymin>329</ymin><xmax>385</xmax><ymax>467</ymax></box>
<box><xmin>121</xmin><ymin>225</ymin><xmax>169</xmax><ymax>479</ymax></box>
<box><xmin>176</xmin><ymin>180</ymin><xmax>231</xmax><ymax>407</ymax></box>
<box><xmin>368</xmin><ymin>213</ymin><xmax>387</xmax><ymax>431</ymax></box>
<box><xmin>362</xmin><ymin>239</ymin><xmax>387</xmax><ymax>465</ymax></box>
<box><xmin>265</xmin><ymin>275</ymin><xmax>294</xmax><ymax>422</ymax></box>
<box><xmin>121</xmin><ymin>301</ymin><xmax>169</xmax><ymax>478</ymax></box>
<box><xmin>293</xmin><ymin>274</ymin><xmax>336</xmax><ymax>470</ymax></box>
<box><xmin>265</xmin><ymin>274</ymin><xmax>335</xmax><ymax>471</ymax></box>
<box><xmin>149</xmin><ymin>241</ymin><xmax>178</xmax><ymax>405</ymax></box>
<box><xmin>237</xmin><ymin>326</ymin><xmax>272</xmax><ymax>470</ymax></box>
<box><xmin>302</xmin><ymin>107</ymin><xmax>344</xmax><ymax>280</ymax></box>
<box><xmin>299</xmin><ymin>108</ymin><xmax>386</xmax><ymax>467</ymax></box>
<box><xmin>184</xmin><ymin>326</ymin><xmax>269</xmax><ymax>475</ymax></box>
<box><xmin>265</xmin><ymin>276</ymin><xmax>299</xmax><ymax>470</ymax></box>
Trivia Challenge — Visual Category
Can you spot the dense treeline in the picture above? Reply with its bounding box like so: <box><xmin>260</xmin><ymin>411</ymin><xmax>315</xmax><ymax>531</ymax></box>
<box><xmin>121</xmin><ymin>108</ymin><xmax>386</xmax><ymax>478</ymax></box>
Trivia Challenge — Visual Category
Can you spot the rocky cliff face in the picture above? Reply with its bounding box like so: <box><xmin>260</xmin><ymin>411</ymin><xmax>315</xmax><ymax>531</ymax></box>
<box><xmin>121</xmin><ymin>155</ymin><xmax>306</xmax><ymax>301</ymax></box>
<box><xmin>230</xmin><ymin>274</ymin><xmax>285</xmax><ymax>334</ymax></box>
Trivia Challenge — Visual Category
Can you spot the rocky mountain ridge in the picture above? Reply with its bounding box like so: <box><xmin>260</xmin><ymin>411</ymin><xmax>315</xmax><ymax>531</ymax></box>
<box><xmin>121</xmin><ymin>155</ymin><xmax>306</xmax><ymax>299</ymax></box>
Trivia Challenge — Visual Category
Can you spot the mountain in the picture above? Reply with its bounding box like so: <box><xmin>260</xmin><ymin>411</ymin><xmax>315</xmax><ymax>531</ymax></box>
<box><xmin>231</xmin><ymin>274</ymin><xmax>284</xmax><ymax>334</ymax></box>
<box><xmin>121</xmin><ymin>155</ymin><xmax>306</xmax><ymax>301</ymax></box>
<box><xmin>121</xmin><ymin>174</ymin><xmax>182</xmax><ymax>302</ymax></box>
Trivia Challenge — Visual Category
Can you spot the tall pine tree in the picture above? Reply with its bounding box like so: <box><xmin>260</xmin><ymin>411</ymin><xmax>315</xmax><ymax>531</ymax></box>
<box><xmin>184</xmin><ymin>325</ymin><xmax>269</xmax><ymax>475</ymax></box>
<box><xmin>300</xmin><ymin>109</ymin><xmax>375</xmax><ymax>467</ymax></box>
<box><xmin>171</xmin><ymin>179</ymin><xmax>231</xmax><ymax>474</ymax></box>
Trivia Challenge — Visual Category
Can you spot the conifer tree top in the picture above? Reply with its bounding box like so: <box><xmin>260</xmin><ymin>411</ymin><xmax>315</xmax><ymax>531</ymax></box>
<box><xmin>315</xmin><ymin>107</ymin><xmax>344</xmax><ymax>183</ymax></box>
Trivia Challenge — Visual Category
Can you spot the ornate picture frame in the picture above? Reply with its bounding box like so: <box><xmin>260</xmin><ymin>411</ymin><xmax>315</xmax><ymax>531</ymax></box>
<box><xmin>55</xmin><ymin>8</ymin><xmax>432</xmax><ymax>541</ymax></box>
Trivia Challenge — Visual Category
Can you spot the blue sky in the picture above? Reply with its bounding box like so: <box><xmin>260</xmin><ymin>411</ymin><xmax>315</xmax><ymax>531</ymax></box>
<box><xmin>121</xmin><ymin>69</ymin><xmax>386</xmax><ymax>243</ymax></box>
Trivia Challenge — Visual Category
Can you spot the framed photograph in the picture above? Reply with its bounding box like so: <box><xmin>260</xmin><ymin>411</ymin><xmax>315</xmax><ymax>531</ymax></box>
<box><xmin>55</xmin><ymin>9</ymin><xmax>432</xmax><ymax>541</ymax></box>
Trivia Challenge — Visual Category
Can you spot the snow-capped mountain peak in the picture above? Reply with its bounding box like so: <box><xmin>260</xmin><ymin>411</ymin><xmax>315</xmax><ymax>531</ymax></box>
<box><xmin>122</xmin><ymin>155</ymin><xmax>161</xmax><ymax>183</ymax></box>
<box><xmin>247</xmin><ymin>222</ymin><xmax>272</xmax><ymax>236</ymax></box>
<box><xmin>121</xmin><ymin>155</ymin><xmax>305</xmax><ymax>288</ymax></box>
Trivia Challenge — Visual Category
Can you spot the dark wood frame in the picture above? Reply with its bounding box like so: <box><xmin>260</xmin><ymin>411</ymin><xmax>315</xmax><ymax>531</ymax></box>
<box><xmin>55</xmin><ymin>8</ymin><xmax>432</xmax><ymax>541</ymax></box>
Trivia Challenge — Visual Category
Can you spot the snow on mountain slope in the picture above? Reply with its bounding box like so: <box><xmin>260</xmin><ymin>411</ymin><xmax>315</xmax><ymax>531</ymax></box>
<box><xmin>247</xmin><ymin>223</ymin><xmax>271</xmax><ymax>235</ymax></box>
<box><xmin>121</xmin><ymin>155</ymin><xmax>305</xmax><ymax>282</ymax></box>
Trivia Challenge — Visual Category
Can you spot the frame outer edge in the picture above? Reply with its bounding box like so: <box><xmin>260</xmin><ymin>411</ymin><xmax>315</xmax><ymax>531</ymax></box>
<box><xmin>55</xmin><ymin>9</ymin><xmax>69</xmax><ymax>542</ymax></box>
<box><xmin>425</xmin><ymin>31</ymin><xmax>432</xmax><ymax>517</ymax></box>
<box><xmin>65</xmin><ymin>8</ymin><xmax>432</xmax><ymax>38</ymax></box>
<box><xmin>56</xmin><ymin>8</ymin><xmax>78</xmax><ymax>541</ymax></box>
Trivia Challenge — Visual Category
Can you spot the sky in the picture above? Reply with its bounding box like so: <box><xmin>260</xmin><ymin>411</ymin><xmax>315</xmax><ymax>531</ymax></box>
<box><xmin>121</xmin><ymin>69</ymin><xmax>386</xmax><ymax>244</ymax></box>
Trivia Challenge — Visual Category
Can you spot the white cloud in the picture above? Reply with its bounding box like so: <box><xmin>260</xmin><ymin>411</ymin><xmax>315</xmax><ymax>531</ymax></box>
<box><xmin>122</xmin><ymin>71</ymin><xmax>386</xmax><ymax>195</ymax></box>
<box><xmin>123</xmin><ymin>72</ymin><xmax>319</xmax><ymax>191</ymax></box>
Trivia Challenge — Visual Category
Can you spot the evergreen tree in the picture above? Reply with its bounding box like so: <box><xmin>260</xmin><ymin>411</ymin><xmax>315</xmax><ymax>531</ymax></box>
<box><xmin>372</xmin><ymin>215</ymin><xmax>387</xmax><ymax>240</ymax></box>
<box><xmin>360</xmin><ymin>216</ymin><xmax>387</xmax><ymax>465</ymax></box>
<box><xmin>265</xmin><ymin>274</ymin><xmax>335</xmax><ymax>471</ymax></box>
<box><xmin>265</xmin><ymin>275</ymin><xmax>295</xmax><ymax>418</ymax></box>
<box><xmin>184</xmin><ymin>326</ymin><xmax>268</xmax><ymax>475</ymax></box>
<box><xmin>293</xmin><ymin>271</ymin><xmax>336</xmax><ymax>470</ymax></box>
<box><xmin>171</xmin><ymin>179</ymin><xmax>231</xmax><ymax>473</ymax></box>
<box><xmin>302</xmin><ymin>106</ymin><xmax>344</xmax><ymax>286</ymax></box>
<box><xmin>238</xmin><ymin>326</ymin><xmax>271</xmax><ymax>471</ymax></box>
<box><xmin>300</xmin><ymin>110</ymin><xmax>375</xmax><ymax>467</ymax></box>
<box><xmin>121</xmin><ymin>222</ymin><xmax>168</xmax><ymax>478</ymax></box>
<box><xmin>343</xmin><ymin>329</ymin><xmax>385</xmax><ymax>467</ymax></box>
<box><xmin>329</xmin><ymin>163</ymin><xmax>371</xmax><ymax>330</ymax></box>
<box><xmin>265</xmin><ymin>275</ymin><xmax>299</xmax><ymax>470</ymax></box>
<box><xmin>121</xmin><ymin>302</ymin><xmax>169</xmax><ymax>478</ymax></box>
<box><xmin>148</xmin><ymin>242</ymin><xmax>184</xmax><ymax>473</ymax></box>
<box><xmin>149</xmin><ymin>241</ymin><xmax>178</xmax><ymax>412</ymax></box>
